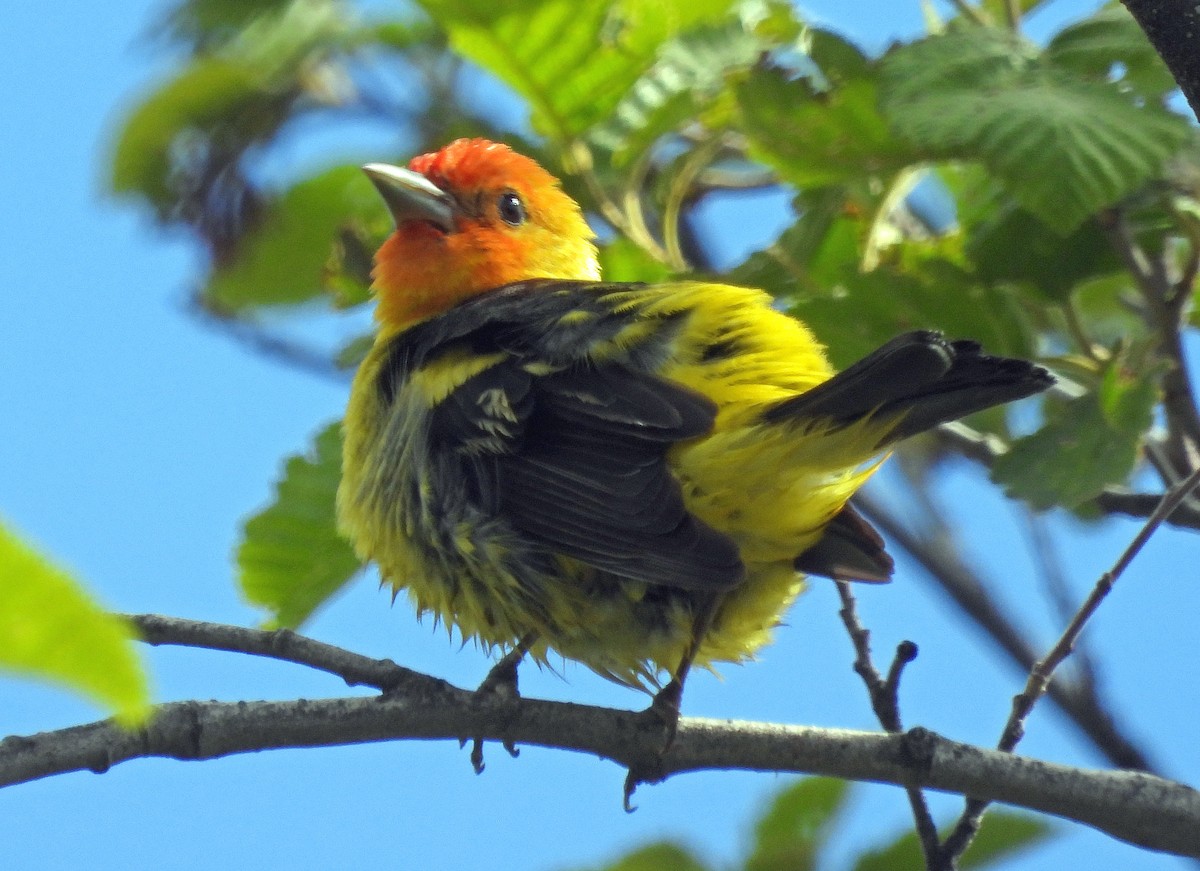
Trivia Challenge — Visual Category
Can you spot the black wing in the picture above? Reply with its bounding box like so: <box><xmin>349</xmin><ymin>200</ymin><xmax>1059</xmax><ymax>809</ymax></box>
<box><xmin>430</xmin><ymin>358</ymin><xmax>745</xmax><ymax>593</ymax></box>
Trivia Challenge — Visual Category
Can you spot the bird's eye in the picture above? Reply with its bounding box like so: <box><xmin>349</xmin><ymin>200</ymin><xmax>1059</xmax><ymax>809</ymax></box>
<box><xmin>497</xmin><ymin>191</ymin><xmax>526</xmax><ymax>226</ymax></box>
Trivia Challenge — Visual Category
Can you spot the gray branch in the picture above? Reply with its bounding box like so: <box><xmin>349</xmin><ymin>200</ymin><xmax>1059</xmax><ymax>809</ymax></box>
<box><xmin>2</xmin><ymin>690</ymin><xmax>1198</xmax><ymax>857</ymax></box>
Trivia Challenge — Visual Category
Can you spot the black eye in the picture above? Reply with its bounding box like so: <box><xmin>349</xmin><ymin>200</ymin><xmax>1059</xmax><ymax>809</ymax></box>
<box><xmin>497</xmin><ymin>191</ymin><xmax>526</xmax><ymax>226</ymax></box>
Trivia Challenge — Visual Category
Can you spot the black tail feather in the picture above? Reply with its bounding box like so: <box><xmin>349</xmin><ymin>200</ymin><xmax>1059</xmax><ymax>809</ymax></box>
<box><xmin>794</xmin><ymin>502</ymin><xmax>894</xmax><ymax>583</ymax></box>
<box><xmin>764</xmin><ymin>331</ymin><xmax>1053</xmax><ymax>446</ymax></box>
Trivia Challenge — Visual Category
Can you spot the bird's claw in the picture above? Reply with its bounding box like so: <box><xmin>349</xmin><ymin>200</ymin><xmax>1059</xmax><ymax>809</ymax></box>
<box><xmin>467</xmin><ymin>646</ymin><xmax>527</xmax><ymax>773</ymax></box>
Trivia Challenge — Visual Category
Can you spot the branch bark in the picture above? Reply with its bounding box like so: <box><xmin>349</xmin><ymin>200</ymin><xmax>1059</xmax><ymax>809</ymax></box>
<box><xmin>1</xmin><ymin>615</ymin><xmax>1197</xmax><ymax>857</ymax></box>
<box><xmin>2</xmin><ymin>686</ymin><xmax>1198</xmax><ymax>857</ymax></box>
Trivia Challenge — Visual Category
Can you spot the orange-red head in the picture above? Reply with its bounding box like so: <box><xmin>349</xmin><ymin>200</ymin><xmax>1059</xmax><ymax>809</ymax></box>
<box><xmin>363</xmin><ymin>139</ymin><xmax>599</xmax><ymax>333</ymax></box>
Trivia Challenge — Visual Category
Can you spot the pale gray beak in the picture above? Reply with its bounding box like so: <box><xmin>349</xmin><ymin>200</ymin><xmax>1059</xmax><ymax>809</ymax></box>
<box><xmin>362</xmin><ymin>163</ymin><xmax>456</xmax><ymax>232</ymax></box>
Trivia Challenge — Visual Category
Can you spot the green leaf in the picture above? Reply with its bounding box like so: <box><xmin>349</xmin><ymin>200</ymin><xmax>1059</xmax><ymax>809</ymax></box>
<box><xmin>738</xmin><ymin>65</ymin><xmax>916</xmax><ymax>189</ymax></box>
<box><xmin>111</xmin><ymin>0</ymin><xmax>353</xmax><ymax>210</ymax></box>
<box><xmin>746</xmin><ymin>778</ymin><xmax>849</xmax><ymax>871</ymax></box>
<box><xmin>880</xmin><ymin>27</ymin><xmax>1192</xmax><ymax>233</ymax></box>
<box><xmin>853</xmin><ymin>811</ymin><xmax>1052</xmax><ymax>871</ymax></box>
<box><xmin>967</xmin><ymin>204</ymin><xmax>1122</xmax><ymax>301</ymax></box>
<box><xmin>587</xmin><ymin>842</ymin><xmax>711</xmax><ymax>871</ymax></box>
<box><xmin>959</xmin><ymin>812</ymin><xmax>1054</xmax><ymax>869</ymax></box>
<box><xmin>418</xmin><ymin>0</ymin><xmax>736</xmax><ymax>140</ymax></box>
<box><xmin>205</xmin><ymin>165</ymin><xmax>386</xmax><ymax>310</ymax></box>
<box><xmin>0</xmin><ymin>519</ymin><xmax>150</xmax><ymax>726</ymax></box>
<box><xmin>851</xmin><ymin>829</ymin><xmax>924</xmax><ymax>871</ymax></box>
<box><xmin>1045</xmin><ymin>4</ymin><xmax>1177</xmax><ymax>100</ymax></box>
<box><xmin>166</xmin><ymin>0</ymin><xmax>297</xmax><ymax>48</ymax></box>
<box><xmin>239</xmin><ymin>422</ymin><xmax>362</xmax><ymax>628</ymax></box>
<box><xmin>993</xmin><ymin>357</ymin><xmax>1158</xmax><ymax>508</ymax></box>
<box><xmin>589</xmin><ymin>12</ymin><xmax>764</xmax><ymax>163</ymax></box>
<box><xmin>599</xmin><ymin>236</ymin><xmax>673</xmax><ymax>283</ymax></box>
<box><xmin>110</xmin><ymin>58</ymin><xmax>264</xmax><ymax>205</ymax></box>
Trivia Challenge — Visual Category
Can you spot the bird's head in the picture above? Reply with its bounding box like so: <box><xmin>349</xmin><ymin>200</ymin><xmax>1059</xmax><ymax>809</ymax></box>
<box><xmin>363</xmin><ymin>138</ymin><xmax>600</xmax><ymax>333</ymax></box>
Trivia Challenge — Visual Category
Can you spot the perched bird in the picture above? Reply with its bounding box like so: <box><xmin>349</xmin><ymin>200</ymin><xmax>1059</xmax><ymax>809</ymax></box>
<box><xmin>338</xmin><ymin>138</ymin><xmax>1052</xmax><ymax>721</ymax></box>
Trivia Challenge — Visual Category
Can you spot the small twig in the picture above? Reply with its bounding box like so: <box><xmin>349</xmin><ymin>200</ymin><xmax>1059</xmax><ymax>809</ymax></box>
<box><xmin>1020</xmin><ymin>510</ymin><xmax>1098</xmax><ymax>688</ymax></box>
<box><xmin>662</xmin><ymin>137</ymin><xmax>723</xmax><ymax>272</ymax></box>
<box><xmin>126</xmin><ymin>614</ymin><xmax>436</xmax><ymax>694</ymax></box>
<box><xmin>1061</xmin><ymin>299</ymin><xmax>1103</xmax><ymax>362</ymax></box>
<box><xmin>855</xmin><ymin>489</ymin><xmax>1154</xmax><ymax>772</ymax></box>
<box><xmin>1003</xmin><ymin>0</ymin><xmax>1022</xmax><ymax>31</ymax></box>
<box><xmin>947</xmin><ymin>0</ymin><xmax>990</xmax><ymax>27</ymax></box>
<box><xmin>1100</xmin><ymin>208</ymin><xmax>1200</xmax><ymax>461</ymax></box>
<box><xmin>835</xmin><ymin>582</ymin><xmax>940</xmax><ymax>868</ymax></box>
<box><xmin>189</xmin><ymin>298</ymin><xmax>350</xmax><ymax>383</ymax></box>
<box><xmin>940</xmin><ymin>464</ymin><xmax>1200</xmax><ymax>862</ymax></box>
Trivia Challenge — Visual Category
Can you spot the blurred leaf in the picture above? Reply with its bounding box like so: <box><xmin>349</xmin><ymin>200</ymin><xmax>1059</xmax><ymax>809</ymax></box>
<box><xmin>796</xmin><ymin>261</ymin><xmax>1032</xmax><ymax>369</ymax></box>
<box><xmin>880</xmin><ymin>27</ymin><xmax>1192</xmax><ymax>233</ymax></box>
<box><xmin>110</xmin><ymin>58</ymin><xmax>264</xmax><ymax>205</ymax></box>
<box><xmin>993</xmin><ymin>357</ymin><xmax>1158</xmax><ymax>508</ymax></box>
<box><xmin>959</xmin><ymin>812</ymin><xmax>1054</xmax><ymax>868</ymax></box>
<box><xmin>0</xmin><ymin>519</ymin><xmax>150</xmax><ymax>726</ymax></box>
<box><xmin>977</xmin><ymin>0</ymin><xmax>1050</xmax><ymax>23</ymax></box>
<box><xmin>112</xmin><ymin>0</ymin><xmax>352</xmax><ymax>213</ymax></box>
<box><xmin>419</xmin><ymin>0</ymin><xmax>736</xmax><ymax>140</ymax></box>
<box><xmin>334</xmin><ymin>332</ymin><xmax>375</xmax><ymax>370</ymax></box>
<box><xmin>746</xmin><ymin>778</ymin><xmax>849</xmax><ymax>871</ymax></box>
<box><xmin>738</xmin><ymin>65</ymin><xmax>916</xmax><ymax>188</ymax></box>
<box><xmin>584</xmin><ymin>842</ymin><xmax>711</xmax><ymax>871</ymax></box>
<box><xmin>599</xmin><ymin>236</ymin><xmax>673</xmax><ymax>283</ymax></box>
<box><xmin>589</xmin><ymin>11</ymin><xmax>765</xmax><ymax>164</ymax></box>
<box><xmin>728</xmin><ymin>188</ymin><xmax>846</xmax><ymax>296</ymax></box>
<box><xmin>853</xmin><ymin>811</ymin><xmax>1051</xmax><ymax>871</ymax></box>
<box><xmin>205</xmin><ymin>165</ymin><xmax>386</xmax><ymax>310</ymax></box>
<box><xmin>967</xmin><ymin>204</ymin><xmax>1122</xmax><ymax>301</ymax></box>
<box><xmin>165</xmin><ymin>0</ymin><xmax>297</xmax><ymax>48</ymax></box>
<box><xmin>1045</xmin><ymin>4</ymin><xmax>1177</xmax><ymax>100</ymax></box>
<box><xmin>1072</xmin><ymin>273</ymin><xmax>1145</xmax><ymax>346</ymax></box>
<box><xmin>240</xmin><ymin>422</ymin><xmax>362</xmax><ymax>628</ymax></box>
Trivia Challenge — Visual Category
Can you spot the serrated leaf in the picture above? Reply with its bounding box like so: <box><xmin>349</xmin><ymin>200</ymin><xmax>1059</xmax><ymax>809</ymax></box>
<box><xmin>589</xmin><ymin>14</ymin><xmax>764</xmax><ymax>163</ymax></box>
<box><xmin>206</xmin><ymin>165</ymin><xmax>386</xmax><ymax>310</ymax></box>
<box><xmin>746</xmin><ymin>778</ymin><xmax>849</xmax><ymax>871</ymax></box>
<box><xmin>738</xmin><ymin>66</ymin><xmax>916</xmax><ymax>188</ymax></box>
<box><xmin>1045</xmin><ymin>4</ymin><xmax>1177</xmax><ymax>99</ymax></box>
<box><xmin>967</xmin><ymin>203</ymin><xmax>1122</xmax><ymax>301</ymax></box>
<box><xmin>0</xmin><ymin>519</ymin><xmax>150</xmax><ymax>726</ymax></box>
<box><xmin>239</xmin><ymin>422</ymin><xmax>362</xmax><ymax>628</ymax></box>
<box><xmin>419</xmin><ymin>0</ymin><xmax>736</xmax><ymax>140</ymax></box>
<box><xmin>993</xmin><ymin>359</ymin><xmax>1158</xmax><ymax>508</ymax></box>
<box><xmin>880</xmin><ymin>28</ymin><xmax>1192</xmax><ymax>233</ymax></box>
<box><xmin>795</xmin><ymin>261</ymin><xmax>1033</xmax><ymax>369</ymax></box>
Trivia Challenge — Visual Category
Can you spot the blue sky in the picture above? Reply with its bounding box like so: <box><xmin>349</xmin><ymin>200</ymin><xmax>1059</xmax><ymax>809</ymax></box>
<box><xmin>2</xmin><ymin>1</ymin><xmax>1197</xmax><ymax>869</ymax></box>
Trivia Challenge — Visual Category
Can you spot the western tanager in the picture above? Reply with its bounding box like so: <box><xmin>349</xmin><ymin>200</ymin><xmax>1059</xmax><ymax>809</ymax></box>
<box><xmin>338</xmin><ymin>138</ymin><xmax>1051</xmax><ymax>721</ymax></box>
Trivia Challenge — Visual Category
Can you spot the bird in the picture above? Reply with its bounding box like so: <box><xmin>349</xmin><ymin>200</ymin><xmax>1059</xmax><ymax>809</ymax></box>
<box><xmin>337</xmin><ymin>137</ymin><xmax>1052</xmax><ymax>726</ymax></box>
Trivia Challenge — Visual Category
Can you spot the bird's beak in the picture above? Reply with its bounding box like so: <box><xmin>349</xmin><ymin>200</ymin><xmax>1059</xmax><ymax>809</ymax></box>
<box><xmin>362</xmin><ymin>163</ymin><xmax>456</xmax><ymax>232</ymax></box>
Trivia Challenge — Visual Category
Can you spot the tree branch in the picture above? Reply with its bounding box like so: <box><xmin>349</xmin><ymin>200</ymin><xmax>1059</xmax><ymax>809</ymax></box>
<box><xmin>940</xmin><ymin>463</ymin><xmax>1200</xmax><ymax>861</ymax></box>
<box><xmin>835</xmin><ymin>583</ymin><xmax>939</xmax><ymax>868</ymax></box>
<box><xmin>854</xmin><ymin>490</ymin><xmax>1155</xmax><ymax>772</ymax></box>
<box><xmin>2</xmin><ymin>684</ymin><xmax>1198</xmax><ymax>857</ymax></box>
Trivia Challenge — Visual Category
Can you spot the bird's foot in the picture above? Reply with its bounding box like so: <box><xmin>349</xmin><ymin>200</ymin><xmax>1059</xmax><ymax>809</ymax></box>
<box><xmin>622</xmin><ymin>680</ymin><xmax>683</xmax><ymax>812</ymax></box>
<box><xmin>466</xmin><ymin>643</ymin><xmax>528</xmax><ymax>773</ymax></box>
